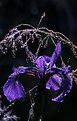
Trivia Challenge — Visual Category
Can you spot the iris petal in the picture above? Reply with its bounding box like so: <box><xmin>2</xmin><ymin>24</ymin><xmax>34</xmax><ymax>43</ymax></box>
<box><xmin>36</xmin><ymin>56</ymin><xmax>46</xmax><ymax>73</ymax></box>
<box><xmin>3</xmin><ymin>66</ymin><xmax>37</xmax><ymax>101</ymax></box>
<box><xmin>46</xmin><ymin>74</ymin><xmax>62</xmax><ymax>91</ymax></box>
<box><xmin>52</xmin><ymin>73</ymin><xmax>73</xmax><ymax>102</ymax></box>
<box><xmin>3</xmin><ymin>78</ymin><xmax>25</xmax><ymax>102</ymax></box>
<box><xmin>50</xmin><ymin>41</ymin><xmax>61</xmax><ymax>67</ymax></box>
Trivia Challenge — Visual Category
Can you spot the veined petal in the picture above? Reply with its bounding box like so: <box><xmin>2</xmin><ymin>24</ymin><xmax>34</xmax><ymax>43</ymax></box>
<box><xmin>3</xmin><ymin>66</ymin><xmax>37</xmax><ymax>101</ymax></box>
<box><xmin>46</xmin><ymin>74</ymin><xmax>62</xmax><ymax>91</ymax></box>
<box><xmin>52</xmin><ymin>73</ymin><xmax>73</xmax><ymax>102</ymax></box>
<box><xmin>50</xmin><ymin>41</ymin><xmax>61</xmax><ymax>67</ymax></box>
<box><xmin>3</xmin><ymin>78</ymin><xmax>25</xmax><ymax>102</ymax></box>
<box><xmin>36</xmin><ymin>56</ymin><xmax>46</xmax><ymax>73</ymax></box>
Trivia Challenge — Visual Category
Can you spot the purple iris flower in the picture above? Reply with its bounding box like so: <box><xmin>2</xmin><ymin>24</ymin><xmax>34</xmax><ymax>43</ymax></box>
<box><xmin>3</xmin><ymin>41</ymin><xmax>73</xmax><ymax>102</ymax></box>
<box><xmin>35</xmin><ymin>41</ymin><xmax>73</xmax><ymax>102</ymax></box>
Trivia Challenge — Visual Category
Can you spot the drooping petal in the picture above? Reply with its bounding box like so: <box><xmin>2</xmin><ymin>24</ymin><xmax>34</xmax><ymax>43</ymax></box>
<box><xmin>46</xmin><ymin>74</ymin><xmax>62</xmax><ymax>91</ymax></box>
<box><xmin>3</xmin><ymin>78</ymin><xmax>25</xmax><ymax>102</ymax></box>
<box><xmin>50</xmin><ymin>41</ymin><xmax>61</xmax><ymax>67</ymax></box>
<box><xmin>3</xmin><ymin>66</ymin><xmax>38</xmax><ymax>101</ymax></box>
<box><xmin>52</xmin><ymin>73</ymin><xmax>73</xmax><ymax>102</ymax></box>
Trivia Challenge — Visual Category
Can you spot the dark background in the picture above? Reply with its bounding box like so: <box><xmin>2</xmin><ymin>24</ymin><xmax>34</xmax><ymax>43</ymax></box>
<box><xmin>0</xmin><ymin>0</ymin><xmax>77</xmax><ymax>121</ymax></box>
